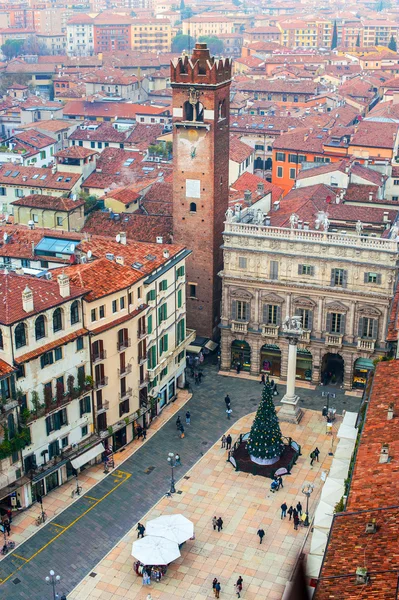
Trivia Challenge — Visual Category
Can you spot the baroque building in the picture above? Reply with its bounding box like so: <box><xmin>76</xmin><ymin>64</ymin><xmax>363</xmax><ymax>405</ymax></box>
<box><xmin>220</xmin><ymin>213</ymin><xmax>399</xmax><ymax>390</ymax></box>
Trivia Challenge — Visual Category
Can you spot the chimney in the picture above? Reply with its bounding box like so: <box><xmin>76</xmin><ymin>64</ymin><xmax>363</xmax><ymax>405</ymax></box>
<box><xmin>52</xmin><ymin>164</ymin><xmax>57</xmax><ymax>175</ymax></box>
<box><xmin>156</xmin><ymin>236</ymin><xmax>163</xmax><ymax>244</ymax></box>
<box><xmin>379</xmin><ymin>443</ymin><xmax>389</xmax><ymax>464</ymax></box>
<box><xmin>115</xmin><ymin>256</ymin><xmax>124</xmax><ymax>266</ymax></box>
<box><xmin>273</xmin><ymin>200</ymin><xmax>280</xmax><ymax>211</ymax></box>
<box><xmin>22</xmin><ymin>285</ymin><xmax>34</xmax><ymax>312</ymax></box>
<box><xmin>365</xmin><ymin>519</ymin><xmax>377</xmax><ymax>534</ymax></box>
<box><xmin>257</xmin><ymin>182</ymin><xmax>264</xmax><ymax>194</ymax></box>
<box><xmin>387</xmin><ymin>403</ymin><xmax>394</xmax><ymax>420</ymax></box>
<box><xmin>336</xmin><ymin>194</ymin><xmax>340</xmax><ymax>204</ymax></box>
<box><xmin>163</xmin><ymin>249</ymin><xmax>170</xmax><ymax>259</ymax></box>
<box><xmin>265</xmin><ymin>215</ymin><xmax>271</xmax><ymax>226</ymax></box>
<box><xmin>369</xmin><ymin>191</ymin><xmax>373</xmax><ymax>201</ymax></box>
<box><xmin>303</xmin><ymin>221</ymin><xmax>309</xmax><ymax>230</ymax></box>
<box><xmin>355</xmin><ymin>567</ymin><xmax>368</xmax><ymax>585</ymax></box>
<box><xmin>340</xmin><ymin>189</ymin><xmax>345</xmax><ymax>200</ymax></box>
<box><xmin>383</xmin><ymin>211</ymin><xmax>390</xmax><ymax>223</ymax></box>
<box><xmin>57</xmin><ymin>273</ymin><xmax>70</xmax><ymax>298</ymax></box>
<box><xmin>119</xmin><ymin>231</ymin><xmax>127</xmax><ymax>245</ymax></box>
<box><xmin>244</xmin><ymin>189</ymin><xmax>252</xmax><ymax>205</ymax></box>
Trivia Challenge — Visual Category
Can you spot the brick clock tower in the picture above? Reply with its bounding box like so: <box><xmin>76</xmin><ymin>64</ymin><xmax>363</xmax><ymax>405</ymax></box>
<box><xmin>171</xmin><ymin>43</ymin><xmax>232</xmax><ymax>340</ymax></box>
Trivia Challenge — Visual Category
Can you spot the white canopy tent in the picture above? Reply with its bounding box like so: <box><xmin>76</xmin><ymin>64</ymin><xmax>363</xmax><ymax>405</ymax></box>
<box><xmin>320</xmin><ymin>478</ymin><xmax>345</xmax><ymax>507</ymax></box>
<box><xmin>334</xmin><ymin>438</ymin><xmax>355</xmax><ymax>460</ymax></box>
<box><xmin>306</xmin><ymin>554</ymin><xmax>323</xmax><ymax>578</ymax></box>
<box><xmin>314</xmin><ymin>500</ymin><xmax>334</xmax><ymax>530</ymax></box>
<box><xmin>310</xmin><ymin>528</ymin><xmax>328</xmax><ymax>556</ymax></box>
<box><xmin>131</xmin><ymin>536</ymin><xmax>180</xmax><ymax>565</ymax></box>
<box><xmin>337</xmin><ymin>423</ymin><xmax>357</xmax><ymax>441</ymax></box>
<box><xmin>146</xmin><ymin>514</ymin><xmax>194</xmax><ymax>545</ymax></box>
<box><xmin>70</xmin><ymin>443</ymin><xmax>104</xmax><ymax>470</ymax></box>
<box><xmin>342</xmin><ymin>411</ymin><xmax>357</xmax><ymax>428</ymax></box>
<box><xmin>329</xmin><ymin>458</ymin><xmax>351</xmax><ymax>480</ymax></box>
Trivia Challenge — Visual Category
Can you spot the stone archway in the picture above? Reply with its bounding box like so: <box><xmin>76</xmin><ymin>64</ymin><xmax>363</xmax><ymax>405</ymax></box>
<box><xmin>321</xmin><ymin>353</ymin><xmax>344</xmax><ymax>386</ymax></box>
<box><xmin>231</xmin><ymin>340</ymin><xmax>251</xmax><ymax>372</ymax></box>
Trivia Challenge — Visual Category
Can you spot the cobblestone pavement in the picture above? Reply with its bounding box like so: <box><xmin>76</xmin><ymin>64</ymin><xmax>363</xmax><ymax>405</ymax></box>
<box><xmin>0</xmin><ymin>359</ymin><xmax>362</xmax><ymax>599</ymax></box>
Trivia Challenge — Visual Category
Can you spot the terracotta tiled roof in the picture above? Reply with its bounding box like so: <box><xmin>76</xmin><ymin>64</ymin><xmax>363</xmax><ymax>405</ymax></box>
<box><xmin>69</xmin><ymin>121</ymin><xmax>127</xmax><ymax>143</ymax></box>
<box><xmin>82</xmin><ymin>211</ymin><xmax>173</xmax><ymax>244</ymax></box>
<box><xmin>235</xmin><ymin>79</ymin><xmax>321</xmax><ymax>95</ymax></box>
<box><xmin>15</xmin><ymin>328</ymin><xmax>88</xmax><ymax>364</ymax></box>
<box><xmin>56</xmin><ymin>146</ymin><xmax>98</xmax><ymax>159</ymax></box>
<box><xmin>12</xmin><ymin>130</ymin><xmax>55</xmax><ymax>150</ymax></box>
<box><xmin>11</xmin><ymin>194</ymin><xmax>84</xmax><ymax>211</ymax></box>
<box><xmin>0</xmin><ymin>271</ymin><xmax>85</xmax><ymax>325</ymax></box>
<box><xmin>229</xmin><ymin>136</ymin><xmax>254</xmax><ymax>163</ymax></box>
<box><xmin>229</xmin><ymin>171</ymin><xmax>283</xmax><ymax>206</ymax></box>
<box><xmin>0</xmin><ymin>358</ymin><xmax>15</xmax><ymax>377</ymax></box>
<box><xmin>63</xmin><ymin>101</ymin><xmax>171</xmax><ymax>119</ymax></box>
<box><xmin>125</xmin><ymin>123</ymin><xmax>164</xmax><ymax>151</ymax></box>
<box><xmin>0</xmin><ymin>165</ymin><xmax>80</xmax><ymax>191</ymax></box>
<box><xmin>350</xmin><ymin>163</ymin><xmax>386</xmax><ymax>186</ymax></box>
<box><xmin>350</xmin><ymin>121</ymin><xmax>399</xmax><ymax>149</ymax></box>
<box><xmin>103</xmin><ymin>186</ymin><xmax>141</xmax><ymax>206</ymax></box>
<box><xmin>297</xmin><ymin>160</ymin><xmax>349</xmax><ymax>180</ymax></box>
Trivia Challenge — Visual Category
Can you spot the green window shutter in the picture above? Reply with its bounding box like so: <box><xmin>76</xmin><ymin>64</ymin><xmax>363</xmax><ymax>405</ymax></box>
<box><xmin>177</xmin><ymin>289</ymin><xmax>182</xmax><ymax>308</ymax></box>
<box><xmin>164</xmin><ymin>334</ymin><xmax>168</xmax><ymax>352</ymax></box>
<box><xmin>159</xmin><ymin>338</ymin><xmax>162</xmax><ymax>355</ymax></box>
<box><xmin>181</xmin><ymin>318</ymin><xmax>185</xmax><ymax>340</ymax></box>
<box><xmin>147</xmin><ymin>314</ymin><xmax>153</xmax><ymax>334</ymax></box>
<box><xmin>158</xmin><ymin>306</ymin><xmax>162</xmax><ymax>323</ymax></box>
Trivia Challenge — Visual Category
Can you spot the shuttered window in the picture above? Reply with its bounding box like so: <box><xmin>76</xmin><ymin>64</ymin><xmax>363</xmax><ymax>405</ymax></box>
<box><xmin>364</xmin><ymin>272</ymin><xmax>381</xmax><ymax>284</ymax></box>
<box><xmin>358</xmin><ymin>317</ymin><xmax>378</xmax><ymax>339</ymax></box>
<box><xmin>297</xmin><ymin>308</ymin><xmax>313</xmax><ymax>330</ymax></box>
<box><xmin>147</xmin><ymin>314</ymin><xmax>153</xmax><ymax>334</ymax></box>
<box><xmin>148</xmin><ymin>345</ymin><xmax>156</xmax><ymax>369</ymax></box>
<box><xmin>330</xmin><ymin>268</ymin><xmax>347</xmax><ymax>287</ymax></box>
<box><xmin>327</xmin><ymin>312</ymin><xmax>346</xmax><ymax>334</ymax></box>
<box><xmin>270</xmin><ymin>261</ymin><xmax>279</xmax><ymax>280</ymax></box>
<box><xmin>231</xmin><ymin>300</ymin><xmax>249</xmax><ymax>321</ymax></box>
<box><xmin>263</xmin><ymin>304</ymin><xmax>281</xmax><ymax>325</ymax></box>
<box><xmin>298</xmin><ymin>264</ymin><xmax>315</xmax><ymax>276</ymax></box>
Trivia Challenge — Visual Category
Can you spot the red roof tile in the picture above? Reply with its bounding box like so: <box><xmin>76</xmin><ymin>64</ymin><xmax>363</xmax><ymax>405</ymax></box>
<box><xmin>229</xmin><ymin>136</ymin><xmax>254</xmax><ymax>163</ymax></box>
<box><xmin>0</xmin><ymin>165</ymin><xmax>80</xmax><ymax>191</ymax></box>
<box><xmin>82</xmin><ymin>211</ymin><xmax>172</xmax><ymax>243</ymax></box>
<box><xmin>0</xmin><ymin>358</ymin><xmax>15</xmax><ymax>377</ymax></box>
<box><xmin>11</xmin><ymin>194</ymin><xmax>84</xmax><ymax>211</ymax></box>
<box><xmin>350</xmin><ymin>121</ymin><xmax>399</xmax><ymax>150</ymax></box>
<box><xmin>15</xmin><ymin>328</ymin><xmax>88</xmax><ymax>364</ymax></box>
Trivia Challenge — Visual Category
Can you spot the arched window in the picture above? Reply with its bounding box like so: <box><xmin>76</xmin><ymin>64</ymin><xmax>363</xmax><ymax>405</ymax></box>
<box><xmin>53</xmin><ymin>308</ymin><xmax>63</xmax><ymax>333</ymax></box>
<box><xmin>183</xmin><ymin>100</ymin><xmax>204</xmax><ymax>123</ymax></box>
<box><xmin>190</xmin><ymin>202</ymin><xmax>197</xmax><ymax>212</ymax></box>
<box><xmin>218</xmin><ymin>100</ymin><xmax>226</xmax><ymax>120</ymax></box>
<box><xmin>183</xmin><ymin>101</ymin><xmax>194</xmax><ymax>121</ymax></box>
<box><xmin>35</xmin><ymin>315</ymin><xmax>46</xmax><ymax>341</ymax></box>
<box><xmin>14</xmin><ymin>323</ymin><xmax>27</xmax><ymax>349</ymax></box>
<box><xmin>70</xmin><ymin>301</ymin><xmax>80</xmax><ymax>325</ymax></box>
<box><xmin>8</xmin><ymin>414</ymin><xmax>15</xmax><ymax>439</ymax></box>
<box><xmin>0</xmin><ymin>329</ymin><xmax>3</xmax><ymax>350</ymax></box>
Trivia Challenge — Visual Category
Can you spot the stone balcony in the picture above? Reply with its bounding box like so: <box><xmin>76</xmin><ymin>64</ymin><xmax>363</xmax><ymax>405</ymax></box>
<box><xmin>325</xmin><ymin>333</ymin><xmax>343</xmax><ymax>347</ymax></box>
<box><xmin>261</xmin><ymin>324</ymin><xmax>279</xmax><ymax>339</ymax></box>
<box><xmin>299</xmin><ymin>330</ymin><xmax>311</xmax><ymax>343</ymax></box>
<box><xmin>231</xmin><ymin>320</ymin><xmax>248</xmax><ymax>334</ymax></box>
<box><xmin>357</xmin><ymin>338</ymin><xmax>376</xmax><ymax>352</ymax></box>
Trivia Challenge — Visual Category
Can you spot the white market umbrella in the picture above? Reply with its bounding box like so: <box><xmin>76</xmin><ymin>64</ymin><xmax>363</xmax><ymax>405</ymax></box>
<box><xmin>334</xmin><ymin>438</ymin><xmax>355</xmax><ymax>460</ymax></box>
<box><xmin>320</xmin><ymin>478</ymin><xmax>344</xmax><ymax>507</ymax></box>
<box><xmin>337</xmin><ymin>423</ymin><xmax>357</xmax><ymax>441</ymax></box>
<box><xmin>146</xmin><ymin>514</ymin><xmax>194</xmax><ymax>544</ymax></box>
<box><xmin>306</xmin><ymin>554</ymin><xmax>323</xmax><ymax>578</ymax></box>
<box><xmin>313</xmin><ymin>500</ymin><xmax>334</xmax><ymax>530</ymax></box>
<box><xmin>329</xmin><ymin>458</ymin><xmax>350</xmax><ymax>481</ymax></box>
<box><xmin>310</xmin><ymin>528</ymin><xmax>328</xmax><ymax>556</ymax></box>
<box><xmin>131</xmin><ymin>535</ymin><xmax>180</xmax><ymax>565</ymax></box>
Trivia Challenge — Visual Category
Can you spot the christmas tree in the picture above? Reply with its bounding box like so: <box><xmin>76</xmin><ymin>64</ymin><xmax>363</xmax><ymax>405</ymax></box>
<box><xmin>247</xmin><ymin>384</ymin><xmax>284</xmax><ymax>465</ymax></box>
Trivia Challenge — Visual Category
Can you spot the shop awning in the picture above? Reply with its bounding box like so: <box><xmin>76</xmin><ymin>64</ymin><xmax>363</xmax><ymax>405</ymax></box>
<box><xmin>205</xmin><ymin>340</ymin><xmax>218</xmax><ymax>351</ymax></box>
<box><xmin>354</xmin><ymin>358</ymin><xmax>375</xmax><ymax>370</ymax></box>
<box><xmin>70</xmin><ymin>443</ymin><xmax>104</xmax><ymax>470</ymax></box>
<box><xmin>187</xmin><ymin>345</ymin><xmax>202</xmax><ymax>354</ymax></box>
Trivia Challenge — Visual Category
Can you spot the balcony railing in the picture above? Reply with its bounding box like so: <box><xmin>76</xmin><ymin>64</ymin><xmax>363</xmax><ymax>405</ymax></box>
<box><xmin>300</xmin><ymin>330</ymin><xmax>311</xmax><ymax>343</ymax></box>
<box><xmin>118</xmin><ymin>364</ymin><xmax>132</xmax><ymax>377</ymax></box>
<box><xmin>118</xmin><ymin>388</ymin><xmax>132</xmax><ymax>401</ymax></box>
<box><xmin>137</xmin><ymin>328</ymin><xmax>147</xmax><ymax>339</ymax></box>
<box><xmin>231</xmin><ymin>320</ymin><xmax>248</xmax><ymax>334</ymax></box>
<box><xmin>92</xmin><ymin>350</ymin><xmax>106</xmax><ymax>363</ymax></box>
<box><xmin>325</xmin><ymin>333</ymin><xmax>343</xmax><ymax>347</ymax></box>
<box><xmin>96</xmin><ymin>400</ymin><xmax>109</xmax><ymax>414</ymax></box>
<box><xmin>117</xmin><ymin>338</ymin><xmax>131</xmax><ymax>351</ymax></box>
<box><xmin>138</xmin><ymin>353</ymin><xmax>147</xmax><ymax>365</ymax></box>
<box><xmin>357</xmin><ymin>338</ymin><xmax>375</xmax><ymax>351</ymax></box>
<box><xmin>261</xmin><ymin>324</ymin><xmax>279</xmax><ymax>339</ymax></box>
<box><xmin>139</xmin><ymin>375</ymin><xmax>148</xmax><ymax>389</ymax></box>
<box><xmin>94</xmin><ymin>377</ymin><xmax>108</xmax><ymax>389</ymax></box>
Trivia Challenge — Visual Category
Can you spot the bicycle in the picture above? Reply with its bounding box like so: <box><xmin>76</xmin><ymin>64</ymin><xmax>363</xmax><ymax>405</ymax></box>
<box><xmin>35</xmin><ymin>512</ymin><xmax>47</xmax><ymax>526</ymax></box>
<box><xmin>1</xmin><ymin>541</ymin><xmax>15</xmax><ymax>555</ymax></box>
<box><xmin>71</xmin><ymin>485</ymin><xmax>82</xmax><ymax>498</ymax></box>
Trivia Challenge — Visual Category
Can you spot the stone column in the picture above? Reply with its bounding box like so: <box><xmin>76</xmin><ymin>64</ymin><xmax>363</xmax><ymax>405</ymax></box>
<box><xmin>279</xmin><ymin>337</ymin><xmax>303</xmax><ymax>423</ymax></box>
<box><xmin>220</xmin><ymin>331</ymin><xmax>231</xmax><ymax>371</ymax></box>
<box><xmin>316</xmin><ymin>297</ymin><xmax>323</xmax><ymax>337</ymax></box>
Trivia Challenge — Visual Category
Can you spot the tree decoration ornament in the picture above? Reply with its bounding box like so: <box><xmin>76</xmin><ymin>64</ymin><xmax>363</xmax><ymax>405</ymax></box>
<box><xmin>247</xmin><ymin>384</ymin><xmax>284</xmax><ymax>465</ymax></box>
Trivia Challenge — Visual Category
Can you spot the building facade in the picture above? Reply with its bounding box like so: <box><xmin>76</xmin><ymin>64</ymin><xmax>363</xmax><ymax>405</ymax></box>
<box><xmin>171</xmin><ymin>43</ymin><xmax>232</xmax><ymax>339</ymax></box>
<box><xmin>220</xmin><ymin>216</ymin><xmax>398</xmax><ymax>390</ymax></box>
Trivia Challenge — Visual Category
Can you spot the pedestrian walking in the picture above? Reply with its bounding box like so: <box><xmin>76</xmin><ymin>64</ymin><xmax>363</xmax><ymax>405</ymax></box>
<box><xmin>226</xmin><ymin>434</ymin><xmax>232</xmax><ymax>450</ymax></box>
<box><xmin>260</xmin><ymin>373</ymin><xmax>265</xmax><ymax>384</ymax></box>
<box><xmin>288</xmin><ymin>506</ymin><xmax>293</xmax><ymax>521</ymax></box>
<box><xmin>212</xmin><ymin>516</ymin><xmax>217</xmax><ymax>531</ymax></box>
<box><xmin>217</xmin><ymin>517</ymin><xmax>223</xmax><ymax>532</ymax></box>
<box><xmin>175</xmin><ymin>453</ymin><xmax>181</xmax><ymax>465</ymax></box>
<box><xmin>257</xmin><ymin>528</ymin><xmax>265</xmax><ymax>544</ymax></box>
<box><xmin>314</xmin><ymin>447</ymin><xmax>320</xmax><ymax>462</ymax></box>
<box><xmin>212</xmin><ymin>577</ymin><xmax>218</xmax><ymax>595</ymax></box>
<box><xmin>221</xmin><ymin>435</ymin><xmax>227</xmax><ymax>448</ymax></box>
<box><xmin>270</xmin><ymin>379</ymin><xmax>274</xmax><ymax>388</ymax></box>
<box><xmin>235</xmin><ymin>582</ymin><xmax>242</xmax><ymax>598</ymax></box>
<box><xmin>237</xmin><ymin>576</ymin><xmax>243</xmax><ymax>589</ymax></box>
<box><xmin>137</xmin><ymin>523</ymin><xmax>145</xmax><ymax>538</ymax></box>
<box><xmin>226</xmin><ymin>407</ymin><xmax>232</xmax><ymax>419</ymax></box>
<box><xmin>142</xmin><ymin>428</ymin><xmax>147</xmax><ymax>440</ymax></box>
<box><xmin>198</xmin><ymin>371</ymin><xmax>203</xmax><ymax>383</ymax></box>
<box><xmin>296</xmin><ymin>502</ymin><xmax>302</xmax><ymax>516</ymax></box>
<box><xmin>199</xmin><ymin>351</ymin><xmax>204</xmax><ymax>364</ymax></box>
<box><xmin>136</xmin><ymin>425</ymin><xmax>143</xmax><ymax>439</ymax></box>
<box><xmin>278</xmin><ymin>475</ymin><xmax>283</xmax><ymax>489</ymax></box>
<box><xmin>224</xmin><ymin>394</ymin><xmax>231</xmax><ymax>407</ymax></box>
<box><xmin>293</xmin><ymin>514</ymin><xmax>300</xmax><ymax>530</ymax></box>
<box><xmin>4</xmin><ymin>519</ymin><xmax>10</xmax><ymax>536</ymax></box>
<box><xmin>176</xmin><ymin>416</ymin><xmax>181</xmax><ymax>430</ymax></box>
<box><xmin>215</xmin><ymin>581</ymin><xmax>221</xmax><ymax>598</ymax></box>
<box><xmin>273</xmin><ymin>383</ymin><xmax>279</xmax><ymax>396</ymax></box>
<box><xmin>186</xmin><ymin>411</ymin><xmax>191</xmax><ymax>425</ymax></box>
<box><xmin>292</xmin><ymin>508</ymin><xmax>298</xmax><ymax>520</ymax></box>
<box><xmin>194</xmin><ymin>372</ymin><xmax>199</xmax><ymax>385</ymax></box>
<box><xmin>7</xmin><ymin>509</ymin><xmax>12</xmax><ymax>523</ymax></box>
<box><xmin>179</xmin><ymin>425</ymin><xmax>185</xmax><ymax>439</ymax></box>
<box><xmin>266</xmin><ymin>374</ymin><xmax>270</xmax><ymax>384</ymax></box>
<box><xmin>310</xmin><ymin>451</ymin><xmax>316</xmax><ymax>466</ymax></box>
<box><xmin>281</xmin><ymin>502</ymin><xmax>287</xmax><ymax>519</ymax></box>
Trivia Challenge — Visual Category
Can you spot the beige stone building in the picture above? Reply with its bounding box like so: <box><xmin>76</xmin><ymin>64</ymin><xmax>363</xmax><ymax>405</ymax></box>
<box><xmin>12</xmin><ymin>195</ymin><xmax>85</xmax><ymax>232</ymax></box>
<box><xmin>220</xmin><ymin>216</ymin><xmax>399</xmax><ymax>390</ymax></box>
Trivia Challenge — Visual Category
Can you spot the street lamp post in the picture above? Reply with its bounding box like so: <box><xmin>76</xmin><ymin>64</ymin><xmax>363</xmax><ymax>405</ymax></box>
<box><xmin>167</xmin><ymin>452</ymin><xmax>176</xmax><ymax>494</ymax></box>
<box><xmin>37</xmin><ymin>494</ymin><xmax>46</xmax><ymax>523</ymax></box>
<box><xmin>45</xmin><ymin>569</ymin><xmax>61</xmax><ymax>600</ymax></box>
<box><xmin>302</xmin><ymin>483</ymin><xmax>314</xmax><ymax>527</ymax></box>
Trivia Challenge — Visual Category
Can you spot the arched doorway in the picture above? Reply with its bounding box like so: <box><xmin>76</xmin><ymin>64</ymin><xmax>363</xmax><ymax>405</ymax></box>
<box><xmin>254</xmin><ymin>157</ymin><xmax>264</xmax><ymax>170</ymax></box>
<box><xmin>297</xmin><ymin>348</ymin><xmax>312</xmax><ymax>381</ymax></box>
<box><xmin>260</xmin><ymin>344</ymin><xmax>281</xmax><ymax>377</ymax></box>
<box><xmin>353</xmin><ymin>357</ymin><xmax>374</xmax><ymax>389</ymax></box>
<box><xmin>231</xmin><ymin>340</ymin><xmax>251</xmax><ymax>372</ymax></box>
<box><xmin>321</xmin><ymin>353</ymin><xmax>344</xmax><ymax>386</ymax></box>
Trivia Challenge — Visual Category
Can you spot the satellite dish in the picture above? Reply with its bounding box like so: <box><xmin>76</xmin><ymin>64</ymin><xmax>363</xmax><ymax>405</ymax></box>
<box><xmin>69</xmin><ymin>243</ymin><xmax>75</xmax><ymax>253</ymax></box>
<box><xmin>87</xmin><ymin>250</ymin><xmax>92</xmax><ymax>259</ymax></box>
<box><xmin>116</xmin><ymin>234</ymin><xmax>121</xmax><ymax>243</ymax></box>
<box><xmin>3</xmin><ymin>232</ymin><xmax>8</xmax><ymax>242</ymax></box>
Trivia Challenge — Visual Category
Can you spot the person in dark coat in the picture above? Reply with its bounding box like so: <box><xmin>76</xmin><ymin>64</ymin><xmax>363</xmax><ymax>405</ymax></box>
<box><xmin>296</xmin><ymin>502</ymin><xmax>302</xmax><ymax>516</ymax></box>
<box><xmin>216</xmin><ymin>517</ymin><xmax>223</xmax><ymax>532</ymax></box>
<box><xmin>257</xmin><ymin>528</ymin><xmax>265</xmax><ymax>544</ymax></box>
<box><xmin>224</xmin><ymin>394</ymin><xmax>231</xmax><ymax>407</ymax></box>
<box><xmin>314</xmin><ymin>447</ymin><xmax>320</xmax><ymax>462</ymax></box>
<box><xmin>226</xmin><ymin>434</ymin><xmax>232</xmax><ymax>450</ymax></box>
<box><xmin>293</xmin><ymin>514</ymin><xmax>300</xmax><ymax>530</ymax></box>
<box><xmin>281</xmin><ymin>502</ymin><xmax>287</xmax><ymax>519</ymax></box>
<box><xmin>287</xmin><ymin>506</ymin><xmax>294</xmax><ymax>520</ymax></box>
<box><xmin>260</xmin><ymin>374</ymin><xmax>265</xmax><ymax>384</ymax></box>
<box><xmin>137</xmin><ymin>523</ymin><xmax>145</xmax><ymax>538</ymax></box>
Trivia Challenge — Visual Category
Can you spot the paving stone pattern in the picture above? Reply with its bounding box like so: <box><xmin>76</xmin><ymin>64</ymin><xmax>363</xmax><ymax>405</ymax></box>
<box><xmin>0</xmin><ymin>361</ymin><xmax>361</xmax><ymax>599</ymax></box>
